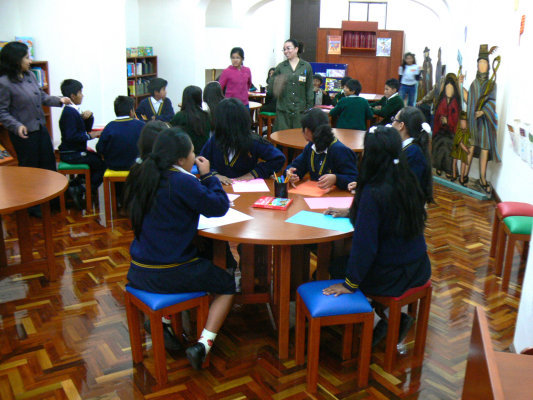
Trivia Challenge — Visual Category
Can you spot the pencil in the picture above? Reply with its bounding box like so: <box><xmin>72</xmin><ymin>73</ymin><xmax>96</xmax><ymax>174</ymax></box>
<box><xmin>274</xmin><ymin>171</ymin><xmax>278</xmax><ymax>182</ymax></box>
<box><xmin>284</xmin><ymin>172</ymin><xmax>290</xmax><ymax>183</ymax></box>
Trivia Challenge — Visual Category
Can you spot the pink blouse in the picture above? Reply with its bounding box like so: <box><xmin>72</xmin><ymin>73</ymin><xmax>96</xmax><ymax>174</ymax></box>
<box><xmin>219</xmin><ymin>65</ymin><xmax>252</xmax><ymax>105</ymax></box>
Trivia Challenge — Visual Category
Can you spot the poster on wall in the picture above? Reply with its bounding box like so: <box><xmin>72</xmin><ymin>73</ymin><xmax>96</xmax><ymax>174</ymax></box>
<box><xmin>376</xmin><ymin>38</ymin><xmax>391</xmax><ymax>57</ymax></box>
<box><xmin>327</xmin><ymin>35</ymin><xmax>341</xmax><ymax>55</ymax></box>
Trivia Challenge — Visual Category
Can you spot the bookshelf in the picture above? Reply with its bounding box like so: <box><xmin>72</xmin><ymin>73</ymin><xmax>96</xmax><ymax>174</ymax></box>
<box><xmin>126</xmin><ymin>56</ymin><xmax>158</xmax><ymax>107</ymax></box>
<box><xmin>341</xmin><ymin>21</ymin><xmax>378</xmax><ymax>52</ymax></box>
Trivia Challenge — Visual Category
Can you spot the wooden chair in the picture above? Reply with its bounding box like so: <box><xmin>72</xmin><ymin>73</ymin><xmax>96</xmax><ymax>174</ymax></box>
<box><xmin>57</xmin><ymin>161</ymin><xmax>92</xmax><ymax>215</ymax></box>
<box><xmin>368</xmin><ymin>279</ymin><xmax>432</xmax><ymax>372</ymax></box>
<box><xmin>495</xmin><ymin>216</ymin><xmax>532</xmax><ymax>291</ymax></box>
<box><xmin>102</xmin><ymin>169</ymin><xmax>129</xmax><ymax>223</ymax></box>
<box><xmin>295</xmin><ymin>280</ymin><xmax>373</xmax><ymax>393</ymax></box>
<box><xmin>257</xmin><ymin>112</ymin><xmax>276</xmax><ymax>140</ymax></box>
<box><xmin>462</xmin><ymin>306</ymin><xmax>533</xmax><ymax>399</ymax></box>
<box><xmin>124</xmin><ymin>286</ymin><xmax>209</xmax><ymax>387</ymax></box>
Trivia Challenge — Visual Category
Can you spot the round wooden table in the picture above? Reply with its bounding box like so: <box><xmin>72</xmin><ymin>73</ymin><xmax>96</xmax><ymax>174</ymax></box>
<box><xmin>0</xmin><ymin>167</ymin><xmax>68</xmax><ymax>281</ymax></box>
<box><xmin>248</xmin><ymin>92</ymin><xmax>267</xmax><ymax>105</ymax></box>
<box><xmin>270</xmin><ymin>128</ymin><xmax>365</xmax><ymax>152</ymax></box>
<box><xmin>198</xmin><ymin>179</ymin><xmax>353</xmax><ymax>359</ymax></box>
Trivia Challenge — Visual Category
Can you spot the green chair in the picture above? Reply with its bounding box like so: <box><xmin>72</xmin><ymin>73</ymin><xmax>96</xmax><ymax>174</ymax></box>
<box><xmin>258</xmin><ymin>112</ymin><xmax>276</xmax><ymax>140</ymax></box>
<box><xmin>57</xmin><ymin>161</ymin><xmax>92</xmax><ymax>214</ymax></box>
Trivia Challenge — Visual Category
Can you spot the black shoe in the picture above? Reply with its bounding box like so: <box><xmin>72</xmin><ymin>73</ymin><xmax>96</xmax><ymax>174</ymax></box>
<box><xmin>398</xmin><ymin>313</ymin><xmax>414</xmax><ymax>344</ymax></box>
<box><xmin>143</xmin><ymin>320</ymin><xmax>183</xmax><ymax>351</ymax></box>
<box><xmin>28</xmin><ymin>205</ymin><xmax>42</xmax><ymax>218</ymax></box>
<box><xmin>372</xmin><ymin>319</ymin><xmax>388</xmax><ymax>347</ymax></box>
<box><xmin>185</xmin><ymin>342</ymin><xmax>206</xmax><ymax>370</ymax></box>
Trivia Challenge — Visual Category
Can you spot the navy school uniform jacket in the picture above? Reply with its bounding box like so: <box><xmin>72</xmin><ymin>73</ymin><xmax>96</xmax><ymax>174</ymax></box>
<box><xmin>129</xmin><ymin>168</ymin><xmax>229</xmax><ymax>266</ymax></box>
<box><xmin>96</xmin><ymin>117</ymin><xmax>145</xmax><ymax>170</ymax></box>
<box><xmin>135</xmin><ymin>97</ymin><xmax>174</xmax><ymax>122</ymax></box>
<box><xmin>286</xmin><ymin>139</ymin><xmax>358</xmax><ymax>190</ymax></box>
<box><xmin>58</xmin><ymin>105</ymin><xmax>94</xmax><ymax>153</ymax></box>
<box><xmin>200</xmin><ymin>135</ymin><xmax>285</xmax><ymax>179</ymax></box>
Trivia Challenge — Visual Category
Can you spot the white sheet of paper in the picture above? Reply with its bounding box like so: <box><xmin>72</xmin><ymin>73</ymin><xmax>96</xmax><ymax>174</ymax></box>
<box><xmin>198</xmin><ymin>208</ymin><xmax>253</xmax><ymax>230</ymax></box>
<box><xmin>227</xmin><ymin>193</ymin><xmax>240</xmax><ymax>202</ymax></box>
<box><xmin>232</xmin><ymin>179</ymin><xmax>270</xmax><ymax>192</ymax></box>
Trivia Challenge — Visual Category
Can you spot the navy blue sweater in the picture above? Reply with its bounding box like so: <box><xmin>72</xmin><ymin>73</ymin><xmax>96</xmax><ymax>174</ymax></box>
<box><xmin>130</xmin><ymin>169</ymin><xmax>229</xmax><ymax>266</ymax></box>
<box><xmin>58</xmin><ymin>106</ymin><xmax>93</xmax><ymax>153</ymax></box>
<box><xmin>200</xmin><ymin>136</ymin><xmax>285</xmax><ymax>179</ymax></box>
<box><xmin>96</xmin><ymin>118</ymin><xmax>145</xmax><ymax>170</ymax></box>
<box><xmin>135</xmin><ymin>97</ymin><xmax>174</xmax><ymax>122</ymax></box>
<box><xmin>344</xmin><ymin>184</ymin><xmax>430</xmax><ymax>296</ymax></box>
<box><xmin>286</xmin><ymin>139</ymin><xmax>358</xmax><ymax>190</ymax></box>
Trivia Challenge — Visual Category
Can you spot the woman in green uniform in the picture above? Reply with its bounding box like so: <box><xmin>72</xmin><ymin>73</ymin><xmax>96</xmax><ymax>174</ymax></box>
<box><xmin>270</xmin><ymin>39</ymin><xmax>314</xmax><ymax>131</ymax></box>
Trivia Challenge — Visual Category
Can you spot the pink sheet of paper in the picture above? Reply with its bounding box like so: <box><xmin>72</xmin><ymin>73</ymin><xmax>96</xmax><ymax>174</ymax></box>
<box><xmin>304</xmin><ymin>196</ymin><xmax>353</xmax><ymax>209</ymax></box>
<box><xmin>232</xmin><ymin>179</ymin><xmax>270</xmax><ymax>193</ymax></box>
<box><xmin>227</xmin><ymin>193</ymin><xmax>240</xmax><ymax>202</ymax></box>
<box><xmin>288</xmin><ymin>180</ymin><xmax>332</xmax><ymax>197</ymax></box>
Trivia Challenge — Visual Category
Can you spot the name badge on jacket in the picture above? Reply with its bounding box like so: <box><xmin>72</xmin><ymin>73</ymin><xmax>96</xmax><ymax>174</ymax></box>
<box><xmin>299</xmin><ymin>75</ymin><xmax>306</xmax><ymax>83</ymax></box>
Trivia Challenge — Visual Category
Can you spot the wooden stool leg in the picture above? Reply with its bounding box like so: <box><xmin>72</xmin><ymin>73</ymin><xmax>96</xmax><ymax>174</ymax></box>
<box><xmin>494</xmin><ymin>223</ymin><xmax>506</xmax><ymax>275</ymax></box>
<box><xmin>295</xmin><ymin>294</ymin><xmax>306</xmax><ymax>365</ymax></box>
<box><xmin>124</xmin><ymin>294</ymin><xmax>144</xmax><ymax>363</ymax></box>
<box><xmin>489</xmin><ymin>209</ymin><xmax>500</xmax><ymax>257</ymax></box>
<box><xmin>384</xmin><ymin>303</ymin><xmax>401</xmax><ymax>372</ymax></box>
<box><xmin>171</xmin><ymin>313</ymin><xmax>183</xmax><ymax>338</ymax></box>
<box><xmin>110</xmin><ymin>181</ymin><xmax>118</xmax><ymax>218</ymax></box>
<box><xmin>60</xmin><ymin>193</ymin><xmax>66</xmax><ymax>218</ymax></box>
<box><xmin>258</xmin><ymin>115</ymin><xmax>264</xmax><ymax>136</ymax></box>
<box><xmin>84</xmin><ymin>170</ymin><xmax>92</xmax><ymax>212</ymax></box>
<box><xmin>267</xmin><ymin>117</ymin><xmax>274</xmax><ymax>141</ymax></box>
<box><xmin>501</xmin><ymin>236</ymin><xmax>517</xmax><ymax>291</ymax></box>
<box><xmin>306</xmin><ymin>318</ymin><xmax>321</xmax><ymax>393</ymax></box>
<box><xmin>521</xmin><ymin>240</ymin><xmax>530</xmax><ymax>263</ymax></box>
<box><xmin>150</xmin><ymin>313</ymin><xmax>168</xmax><ymax>386</ymax></box>
<box><xmin>413</xmin><ymin>287</ymin><xmax>432</xmax><ymax>365</ymax></box>
<box><xmin>357</xmin><ymin>314</ymin><xmax>373</xmax><ymax>388</ymax></box>
<box><xmin>103</xmin><ymin>178</ymin><xmax>111</xmax><ymax>223</ymax></box>
<box><xmin>342</xmin><ymin>324</ymin><xmax>354</xmax><ymax>360</ymax></box>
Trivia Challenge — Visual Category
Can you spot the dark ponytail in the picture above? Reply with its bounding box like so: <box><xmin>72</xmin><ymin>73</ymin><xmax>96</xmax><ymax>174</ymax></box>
<box><xmin>124</xmin><ymin>127</ymin><xmax>193</xmax><ymax>238</ymax></box>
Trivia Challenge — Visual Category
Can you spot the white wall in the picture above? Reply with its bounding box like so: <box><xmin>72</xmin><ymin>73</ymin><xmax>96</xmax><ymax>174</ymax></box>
<box><xmin>0</xmin><ymin>0</ymin><xmax>127</xmax><ymax>147</ymax></box>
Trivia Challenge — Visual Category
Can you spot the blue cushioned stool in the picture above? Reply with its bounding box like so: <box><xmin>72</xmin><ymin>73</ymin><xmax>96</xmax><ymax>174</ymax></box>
<box><xmin>124</xmin><ymin>286</ymin><xmax>209</xmax><ymax>386</ymax></box>
<box><xmin>295</xmin><ymin>280</ymin><xmax>374</xmax><ymax>393</ymax></box>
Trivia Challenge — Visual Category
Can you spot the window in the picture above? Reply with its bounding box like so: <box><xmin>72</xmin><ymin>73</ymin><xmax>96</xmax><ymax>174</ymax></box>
<box><xmin>348</xmin><ymin>1</ymin><xmax>388</xmax><ymax>29</ymax></box>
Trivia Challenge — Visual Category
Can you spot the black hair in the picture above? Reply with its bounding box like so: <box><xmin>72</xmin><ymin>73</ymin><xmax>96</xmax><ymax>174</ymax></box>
<box><xmin>301</xmin><ymin>108</ymin><xmax>334</xmax><ymax>152</ymax></box>
<box><xmin>345</xmin><ymin>79</ymin><xmax>362</xmax><ymax>95</ymax></box>
<box><xmin>114</xmin><ymin>95</ymin><xmax>135</xmax><ymax>117</ymax></box>
<box><xmin>0</xmin><ymin>41</ymin><xmax>29</xmax><ymax>82</ymax></box>
<box><xmin>385</xmin><ymin>78</ymin><xmax>400</xmax><ymax>91</ymax></box>
<box><xmin>230</xmin><ymin>47</ymin><xmax>244</xmax><ymax>60</ymax></box>
<box><xmin>148</xmin><ymin>78</ymin><xmax>168</xmax><ymax>95</ymax></box>
<box><xmin>340</xmin><ymin>76</ymin><xmax>352</xmax><ymax>87</ymax></box>
<box><xmin>124</xmin><ymin>127</ymin><xmax>193</xmax><ymax>238</ymax></box>
<box><xmin>60</xmin><ymin>79</ymin><xmax>83</xmax><ymax>98</ymax></box>
<box><xmin>435</xmin><ymin>74</ymin><xmax>461</xmax><ymax>112</ymax></box>
<box><xmin>402</xmin><ymin>52</ymin><xmax>417</xmax><ymax>68</ymax></box>
<box><xmin>180</xmin><ymin>85</ymin><xmax>209</xmax><ymax>142</ymax></box>
<box><xmin>349</xmin><ymin>125</ymin><xmax>426</xmax><ymax>239</ymax></box>
<box><xmin>214</xmin><ymin>98</ymin><xmax>253</xmax><ymax>157</ymax></box>
<box><xmin>203</xmin><ymin>81</ymin><xmax>224</xmax><ymax>126</ymax></box>
<box><xmin>267</xmin><ymin>67</ymin><xmax>275</xmax><ymax>79</ymax></box>
<box><xmin>397</xmin><ymin>106</ymin><xmax>433</xmax><ymax>203</ymax></box>
<box><xmin>313</xmin><ymin>74</ymin><xmax>323</xmax><ymax>85</ymax></box>
<box><xmin>137</xmin><ymin>120</ymin><xmax>168</xmax><ymax>160</ymax></box>
<box><xmin>285</xmin><ymin>38</ymin><xmax>303</xmax><ymax>55</ymax></box>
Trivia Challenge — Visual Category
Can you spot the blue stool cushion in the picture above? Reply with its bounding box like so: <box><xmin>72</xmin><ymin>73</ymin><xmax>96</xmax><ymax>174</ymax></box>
<box><xmin>126</xmin><ymin>286</ymin><xmax>207</xmax><ymax>311</ymax></box>
<box><xmin>297</xmin><ymin>280</ymin><xmax>372</xmax><ymax>318</ymax></box>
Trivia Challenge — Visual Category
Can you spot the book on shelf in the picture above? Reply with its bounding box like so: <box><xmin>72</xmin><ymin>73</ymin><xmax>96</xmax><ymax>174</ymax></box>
<box><xmin>30</xmin><ymin>67</ymin><xmax>46</xmax><ymax>87</ymax></box>
<box><xmin>252</xmin><ymin>196</ymin><xmax>293</xmax><ymax>210</ymax></box>
<box><xmin>127</xmin><ymin>62</ymin><xmax>135</xmax><ymax>77</ymax></box>
<box><xmin>128</xmin><ymin>80</ymin><xmax>136</xmax><ymax>96</ymax></box>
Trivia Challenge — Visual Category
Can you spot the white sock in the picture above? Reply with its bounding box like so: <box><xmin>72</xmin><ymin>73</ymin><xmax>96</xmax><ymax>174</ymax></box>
<box><xmin>198</xmin><ymin>329</ymin><xmax>217</xmax><ymax>355</ymax></box>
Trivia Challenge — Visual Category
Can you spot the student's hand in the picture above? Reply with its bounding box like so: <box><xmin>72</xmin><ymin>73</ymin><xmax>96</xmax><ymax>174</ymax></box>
<box><xmin>89</xmin><ymin>130</ymin><xmax>101</xmax><ymax>139</ymax></box>
<box><xmin>324</xmin><ymin>207</ymin><xmax>349</xmax><ymax>218</ymax></box>
<box><xmin>81</xmin><ymin>110</ymin><xmax>93</xmax><ymax>120</ymax></box>
<box><xmin>60</xmin><ymin>97</ymin><xmax>73</xmax><ymax>105</ymax></box>
<box><xmin>215</xmin><ymin>174</ymin><xmax>233</xmax><ymax>185</ymax></box>
<box><xmin>140</xmin><ymin>114</ymin><xmax>148</xmax><ymax>121</ymax></box>
<box><xmin>322</xmin><ymin>283</ymin><xmax>353</xmax><ymax>297</ymax></box>
<box><xmin>235</xmin><ymin>173</ymin><xmax>254</xmax><ymax>181</ymax></box>
<box><xmin>374</xmin><ymin>105</ymin><xmax>382</xmax><ymax>110</ymax></box>
<box><xmin>475</xmin><ymin>111</ymin><xmax>484</xmax><ymax>119</ymax></box>
<box><xmin>287</xmin><ymin>167</ymin><xmax>299</xmax><ymax>187</ymax></box>
<box><xmin>347</xmin><ymin>181</ymin><xmax>357</xmax><ymax>193</ymax></box>
<box><xmin>317</xmin><ymin>174</ymin><xmax>336</xmax><ymax>189</ymax></box>
<box><xmin>195</xmin><ymin>156</ymin><xmax>211</xmax><ymax>175</ymax></box>
<box><xmin>17</xmin><ymin>125</ymin><xmax>28</xmax><ymax>139</ymax></box>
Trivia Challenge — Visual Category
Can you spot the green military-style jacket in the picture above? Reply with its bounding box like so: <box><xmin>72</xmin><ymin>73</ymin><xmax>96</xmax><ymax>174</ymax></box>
<box><xmin>270</xmin><ymin>58</ymin><xmax>314</xmax><ymax>114</ymax></box>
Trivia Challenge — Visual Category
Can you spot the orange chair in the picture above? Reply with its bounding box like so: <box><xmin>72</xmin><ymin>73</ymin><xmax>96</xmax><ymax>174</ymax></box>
<box><xmin>368</xmin><ymin>280</ymin><xmax>432</xmax><ymax>372</ymax></box>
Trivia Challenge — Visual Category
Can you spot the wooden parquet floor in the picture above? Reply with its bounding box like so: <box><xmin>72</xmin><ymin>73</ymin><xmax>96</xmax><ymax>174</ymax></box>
<box><xmin>0</xmin><ymin>183</ymin><xmax>527</xmax><ymax>399</ymax></box>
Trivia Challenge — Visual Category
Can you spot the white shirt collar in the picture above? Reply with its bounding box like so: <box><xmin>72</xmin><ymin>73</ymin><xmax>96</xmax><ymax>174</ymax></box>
<box><xmin>347</xmin><ymin>94</ymin><xmax>357</xmax><ymax>97</ymax></box>
<box><xmin>67</xmin><ymin>103</ymin><xmax>81</xmax><ymax>113</ymax></box>
<box><xmin>151</xmin><ymin>96</ymin><xmax>163</xmax><ymax>104</ymax></box>
<box><xmin>402</xmin><ymin>137</ymin><xmax>414</xmax><ymax>148</ymax></box>
<box><xmin>388</xmin><ymin>92</ymin><xmax>399</xmax><ymax>100</ymax></box>
<box><xmin>173</xmin><ymin>165</ymin><xmax>198</xmax><ymax>178</ymax></box>
<box><xmin>311</xmin><ymin>144</ymin><xmax>327</xmax><ymax>154</ymax></box>
<box><xmin>116</xmin><ymin>115</ymin><xmax>130</xmax><ymax>120</ymax></box>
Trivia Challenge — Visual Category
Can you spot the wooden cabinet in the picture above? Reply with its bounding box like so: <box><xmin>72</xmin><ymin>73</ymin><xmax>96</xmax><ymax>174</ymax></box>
<box><xmin>126</xmin><ymin>56</ymin><xmax>158</xmax><ymax>108</ymax></box>
<box><xmin>341</xmin><ymin>21</ymin><xmax>378</xmax><ymax>52</ymax></box>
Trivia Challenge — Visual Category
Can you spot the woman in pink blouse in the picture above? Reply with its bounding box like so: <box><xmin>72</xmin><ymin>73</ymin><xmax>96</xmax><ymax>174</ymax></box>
<box><xmin>219</xmin><ymin>47</ymin><xmax>252</xmax><ymax>107</ymax></box>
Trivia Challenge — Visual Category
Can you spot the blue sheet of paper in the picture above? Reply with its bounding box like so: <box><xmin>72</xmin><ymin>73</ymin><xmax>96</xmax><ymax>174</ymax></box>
<box><xmin>285</xmin><ymin>210</ymin><xmax>353</xmax><ymax>233</ymax></box>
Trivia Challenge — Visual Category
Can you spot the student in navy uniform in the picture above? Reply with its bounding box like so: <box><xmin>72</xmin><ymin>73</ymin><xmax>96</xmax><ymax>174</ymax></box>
<box><xmin>329</xmin><ymin>79</ymin><xmax>373</xmax><ymax>130</ymax></box>
<box><xmin>200</xmin><ymin>98</ymin><xmax>285</xmax><ymax>185</ymax></box>
<box><xmin>286</xmin><ymin>108</ymin><xmax>358</xmax><ymax>190</ymax></box>
<box><xmin>124</xmin><ymin>128</ymin><xmax>235</xmax><ymax>370</ymax></box>
<box><xmin>323</xmin><ymin>125</ymin><xmax>431</xmax><ymax>346</ymax></box>
<box><xmin>58</xmin><ymin>79</ymin><xmax>105</xmax><ymax>202</ymax></box>
<box><xmin>391</xmin><ymin>106</ymin><xmax>433</xmax><ymax>204</ymax></box>
<box><xmin>136</xmin><ymin>120</ymin><xmax>168</xmax><ymax>161</ymax></box>
<box><xmin>96</xmin><ymin>96</ymin><xmax>145</xmax><ymax>170</ymax></box>
<box><xmin>135</xmin><ymin>78</ymin><xmax>174</xmax><ymax>122</ymax></box>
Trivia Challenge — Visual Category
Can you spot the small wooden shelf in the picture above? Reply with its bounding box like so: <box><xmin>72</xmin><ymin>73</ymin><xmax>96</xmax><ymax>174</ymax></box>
<box><xmin>341</xmin><ymin>21</ymin><xmax>377</xmax><ymax>54</ymax></box>
<box><xmin>126</xmin><ymin>55</ymin><xmax>158</xmax><ymax>107</ymax></box>
<box><xmin>126</xmin><ymin>73</ymin><xmax>157</xmax><ymax>79</ymax></box>
<box><xmin>341</xmin><ymin>47</ymin><xmax>376</xmax><ymax>51</ymax></box>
